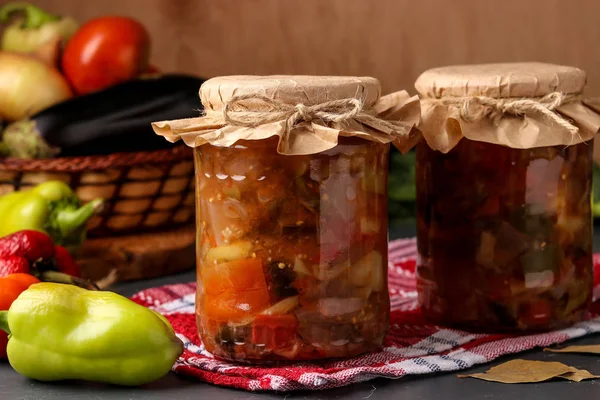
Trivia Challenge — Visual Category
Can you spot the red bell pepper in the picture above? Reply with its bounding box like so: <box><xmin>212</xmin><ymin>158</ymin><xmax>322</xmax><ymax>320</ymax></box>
<box><xmin>0</xmin><ymin>230</ymin><xmax>95</xmax><ymax>289</ymax></box>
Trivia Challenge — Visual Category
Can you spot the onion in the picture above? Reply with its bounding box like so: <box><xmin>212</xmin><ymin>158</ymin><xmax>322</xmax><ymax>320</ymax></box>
<box><xmin>260</xmin><ymin>296</ymin><xmax>299</xmax><ymax>316</ymax></box>
<box><xmin>293</xmin><ymin>257</ymin><xmax>313</xmax><ymax>276</ymax></box>
<box><xmin>348</xmin><ymin>250</ymin><xmax>383</xmax><ymax>291</ymax></box>
<box><xmin>0</xmin><ymin>52</ymin><xmax>72</xmax><ymax>121</ymax></box>
<box><xmin>318</xmin><ymin>298</ymin><xmax>365</xmax><ymax>317</ymax></box>
<box><xmin>313</xmin><ymin>260</ymin><xmax>349</xmax><ymax>281</ymax></box>
<box><xmin>205</xmin><ymin>240</ymin><xmax>252</xmax><ymax>263</ymax></box>
<box><xmin>222</xmin><ymin>198</ymin><xmax>248</xmax><ymax>219</ymax></box>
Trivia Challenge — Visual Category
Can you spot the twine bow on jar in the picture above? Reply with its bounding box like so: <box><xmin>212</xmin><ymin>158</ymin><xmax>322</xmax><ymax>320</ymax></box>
<box><xmin>423</xmin><ymin>92</ymin><xmax>581</xmax><ymax>136</ymax></box>
<box><xmin>152</xmin><ymin>75</ymin><xmax>422</xmax><ymax>156</ymax></box>
<box><xmin>215</xmin><ymin>93</ymin><xmax>413</xmax><ymax>137</ymax></box>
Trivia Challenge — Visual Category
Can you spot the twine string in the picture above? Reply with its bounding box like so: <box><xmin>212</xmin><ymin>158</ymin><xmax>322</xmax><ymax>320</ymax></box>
<box><xmin>423</xmin><ymin>92</ymin><xmax>580</xmax><ymax>135</ymax></box>
<box><xmin>217</xmin><ymin>94</ymin><xmax>409</xmax><ymax>136</ymax></box>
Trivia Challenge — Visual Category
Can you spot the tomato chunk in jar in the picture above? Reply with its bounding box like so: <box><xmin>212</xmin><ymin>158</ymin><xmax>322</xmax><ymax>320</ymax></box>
<box><xmin>416</xmin><ymin>139</ymin><xmax>594</xmax><ymax>332</ymax></box>
<box><xmin>194</xmin><ymin>136</ymin><xmax>390</xmax><ymax>363</ymax></box>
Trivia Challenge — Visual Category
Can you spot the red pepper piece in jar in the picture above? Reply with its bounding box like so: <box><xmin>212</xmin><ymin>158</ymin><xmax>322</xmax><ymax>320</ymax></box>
<box><xmin>519</xmin><ymin>299</ymin><xmax>554</xmax><ymax>329</ymax></box>
<box><xmin>203</xmin><ymin>258</ymin><xmax>268</xmax><ymax>296</ymax></box>
<box><xmin>204</xmin><ymin>290</ymin><xmax>271</xmax><ymax>322</ymax></box>
<box><xmin>252</xmin><ymin>314</ymin><xmax>299</xmax><ymax>349</ymax></box>
<box><xmin>202</xmin><ymin>258</ymin><xmax>271</xmax><ymax>322</ymax></box>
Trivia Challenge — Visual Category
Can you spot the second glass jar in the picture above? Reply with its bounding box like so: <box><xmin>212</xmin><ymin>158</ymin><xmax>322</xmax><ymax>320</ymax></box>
<box><xmin>195</xmin><ymin>136</ymin><xmax>390</xmax><ymax>363</ymax></box>
<box><xmin>416</xmin><ymin>139</ymin><xmax>594</xmax><ymax>332</ymax></box>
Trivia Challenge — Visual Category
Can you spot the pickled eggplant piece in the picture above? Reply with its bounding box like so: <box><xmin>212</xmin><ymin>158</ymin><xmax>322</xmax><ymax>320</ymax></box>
<box><xmin>266</xmin><ymin>261</ymin><xmax>298</xmax><ymax>300</ymax></box>
<box><xmin>416</xmin><ymin>139</ymin><xmax>593</xmax><ymax>332</ymax></box>
<box><xmin>194</xmin><ymin>137</ymin><xmax>391</xmax><ymax>362</ymax></box>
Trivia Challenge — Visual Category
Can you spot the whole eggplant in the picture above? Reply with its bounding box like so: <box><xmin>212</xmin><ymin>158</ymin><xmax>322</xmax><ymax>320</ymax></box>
<box><xmin>1</xmin><ymin>74</ymin><xmax>205</xmax><ymax>158</ymax></box>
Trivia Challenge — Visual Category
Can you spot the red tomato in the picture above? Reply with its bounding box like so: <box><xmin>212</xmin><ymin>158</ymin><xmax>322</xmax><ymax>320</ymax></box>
<box><xmin>2</xmin><ymin>273</ymin><xmax>40</xmax><ymax>289</ymax></box>
<box><xmin>145</xmin><ymin>64</ymin><xmax>160</xmax><ymax>74</ymax></box>
<box><xmin>61</xmin><ymin>16</ymin><xmax>150</xmax><ymax>94</ymax></box>
<box><xmin>0</xmin><ymin>273</ymin><xmax>40</xmax><ymax>358</ymax></box>
<box><xmin>0</xmin><ymin>273</ymin><xmax>40</xmax><ymax>310</ymax></box>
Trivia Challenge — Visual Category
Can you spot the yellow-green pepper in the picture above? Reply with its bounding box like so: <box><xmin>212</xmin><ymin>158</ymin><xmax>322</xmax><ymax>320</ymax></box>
<box><xmin>0</xmin><ymin>282</ymin><xmax>184</xmax><ymax>386</ymax></box>
<box><xmin>0</xmin><ymin>2</ymin><xmax>78</xmax><ymax>53</ymax></box>
<box><xmin>0</xmin><ymin>181</ymin><xmax>102</xmax><ymax>249</ymax></box>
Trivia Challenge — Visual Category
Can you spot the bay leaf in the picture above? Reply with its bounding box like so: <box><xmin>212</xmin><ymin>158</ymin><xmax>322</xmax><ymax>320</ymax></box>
<box><xmin>545</xmin><ymin>345</ymin><xmax>600</xmax><ymax>355</ymax></box>
<box><xmin>560</xmin><ymin>369</ymin><xmax>600</xmax><ymax>382</ymax></box>
<box><xmin>457</xmin><ymin>359</ymin><xmax>598</xmax><ymax>383</ymax></box>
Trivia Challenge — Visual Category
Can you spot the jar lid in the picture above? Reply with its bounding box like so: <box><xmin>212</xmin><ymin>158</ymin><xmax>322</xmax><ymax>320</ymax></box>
<box><xmin>152</xmin><ymin>75</ymin><xmax>421</xmax><ymax>155</ymax></box>
<box><xmin>200</xmin><ymin>75</ymin><xmax>382</xmax><ymax>111</ymax></box>
<box><xmin>414</xmin><ymin>63</ymin><xmax>600</xmax><ymax>153</ymax></box>
<box><xmin>415</xmin><ymin>62</ymin><xmax>587</xmax><ymax>99</ymax></box>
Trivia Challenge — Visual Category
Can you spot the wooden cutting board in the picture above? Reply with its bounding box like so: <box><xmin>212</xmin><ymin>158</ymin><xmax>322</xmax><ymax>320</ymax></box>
<box><xmin>76</xmin><ymin>226</ymin><xmax>196</xmax><ymax>282</ymax></box>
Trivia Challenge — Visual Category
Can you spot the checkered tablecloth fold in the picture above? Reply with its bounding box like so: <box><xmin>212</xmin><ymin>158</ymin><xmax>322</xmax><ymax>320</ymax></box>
<box><xmin>131</xmin><ymin>238</ymin><xmax>600</xmax><ymax>391</ymax></box>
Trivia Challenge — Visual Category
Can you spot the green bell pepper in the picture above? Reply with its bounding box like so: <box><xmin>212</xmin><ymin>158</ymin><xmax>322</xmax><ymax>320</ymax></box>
<box><xmin>0</xmin><ymin>181</ymin><xmax>102</xmax><ymax>249</ymax></box>
<box><xmin>0</xmin><ymin>282</ymin><xmax>184</xmax><ymax>386</ymax></box>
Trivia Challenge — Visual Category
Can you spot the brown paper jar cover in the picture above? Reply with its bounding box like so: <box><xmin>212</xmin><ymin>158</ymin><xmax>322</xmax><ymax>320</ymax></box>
<box><xmin>152</xmin><ymin>75</ymin><xmax>421</xmax><ymax>155</ymax></box>
<box><xmin>415</xmin><ymin>62</ymin><xmax>600</xmax><ymax>153</ymax></box>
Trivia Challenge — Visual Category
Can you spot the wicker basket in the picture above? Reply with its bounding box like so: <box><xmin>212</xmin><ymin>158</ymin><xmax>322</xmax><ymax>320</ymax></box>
<box><xmin>0</xmin><ymin>146</ymin><xmax>195</xmax><ymax>237</ymax></box>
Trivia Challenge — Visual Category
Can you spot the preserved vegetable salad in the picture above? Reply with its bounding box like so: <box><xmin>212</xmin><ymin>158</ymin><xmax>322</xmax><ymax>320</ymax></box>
<box><xmin>416</xmin><ymin>139</ymin><xmax>594</xmax><ymax>332</ymax></box>
<box><xmin>195</xmin><ymin>137</ymin><xmax>390</xmax><ymax>362</ymax></box>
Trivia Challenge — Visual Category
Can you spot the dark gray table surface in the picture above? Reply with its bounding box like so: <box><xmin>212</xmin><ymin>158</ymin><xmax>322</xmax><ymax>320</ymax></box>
<box><xmin>2</xmin><ymin>225</ymin><xmax>600</xmax><ymax>400</ymax></box>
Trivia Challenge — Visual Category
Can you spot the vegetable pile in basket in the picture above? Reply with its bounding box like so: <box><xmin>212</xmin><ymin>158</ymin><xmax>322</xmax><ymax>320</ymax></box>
<box><xmin>0</xmin><ymin>2</ymin><xmax>205</xmax><ymax>159</ymax></box>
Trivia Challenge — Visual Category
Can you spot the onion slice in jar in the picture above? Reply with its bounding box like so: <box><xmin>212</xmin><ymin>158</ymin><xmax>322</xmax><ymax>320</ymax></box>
<box><xmin>352</xmin><ymin>285</ymin><xmax>373</xmax><ymax>300</ymax></box>
<box><xmin>293</xmin><ymin>257</ymin><xmax>313</xmax><ymax>276</ymax></box>
<box><xmin>348</xmin><ymin>250</ymin><xmax>384</xmax><ymax>291</ymax></box>
<box><xmin>206</xmin><ymin>241</ymin><xmax>252</xmax><ymax>263</ymax></box>
<box><xmin>260</xmin><ymin>296</ymin><xmax>299</xmax><ymax>316</ymax></box>
<box><xmin>223</xmin><ymin>186</ymin><xmax>241</xmax><ymax>200</ymax></box>
<box><xmin>313</xmin><ymin>260</ymin><xmax>349</xmax><ymax>281</ymax></box>
<box><xmin>370</xmin><ymin>256</ymin><xmax>385</xmax><ymax>292</ymax></box>
<box><xmin>360</xmin><ymin>217</ymin><xmax>381</xmax><ymax>234</ymax></box>
<box><xmin>318</xmin><ymin>297</ymin><xmax>365</xmax><ymax>317</ymax></box>
<box><xmin>556</xmin><ymin>215</ymin><xmax>585</xmax><ymax>243</ymax></box>
<box><xmin>222</xmin><ymin>198</ymin><xmax>248</xmax><ymax>219</ymax></box>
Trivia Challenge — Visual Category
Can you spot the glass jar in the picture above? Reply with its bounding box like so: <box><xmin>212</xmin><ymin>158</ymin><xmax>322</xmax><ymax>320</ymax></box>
<box><xmin>413</xmin><ymin>63</ymin><xmax>600</xmax><ymax>333</ymax></box>
<box><xmin>416</xmin><ymin>139</ymin><xmax>594</xmax><ymax>332</ymax></box>
<box><xmin>152</xmin><ymin>74</ymin><xmax>420</xmax><ymax>362</ymax></box>
<box><xmin>194</xmin><ymin>136</ymin><xmax>390</xmax><ymax>362</ymax></box>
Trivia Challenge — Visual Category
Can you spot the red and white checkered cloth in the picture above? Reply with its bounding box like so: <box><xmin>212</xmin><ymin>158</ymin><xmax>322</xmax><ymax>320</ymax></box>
<box><xmin>131</xmin><ymin>238</ymin><xmax>600</xmax><ymax>391</ymax></box>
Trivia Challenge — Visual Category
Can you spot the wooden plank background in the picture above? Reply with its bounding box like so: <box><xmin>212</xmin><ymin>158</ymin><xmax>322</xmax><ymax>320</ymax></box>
<box><xmin>10</xmin><ymin>0</ymin><xmax>600</xmax><ymax>95</ymax></box>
